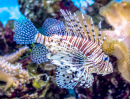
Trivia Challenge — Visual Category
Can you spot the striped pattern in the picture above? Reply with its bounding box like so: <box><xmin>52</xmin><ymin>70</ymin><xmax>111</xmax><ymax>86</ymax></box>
<box><xmin>35</xmin><ymin>31</ymin><xmax>111</xmax><ymax>75</ymax></box>
<box><xmin>63</xmin><ymin>36</ymin><xmax>104</xmax><ymax>72</ymax></box>
<box><xmin>35</xmin><ymin>33</ymin><xmax>46</xmax><ymax>45</ymax></box>
<box><xmin>82</xmin><ymin>14</ymin><xmax>91</xmax><ymax>40</ymax></box>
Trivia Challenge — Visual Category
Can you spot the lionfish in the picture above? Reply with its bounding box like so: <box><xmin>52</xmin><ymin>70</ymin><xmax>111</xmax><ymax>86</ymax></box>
<box><xmin>13</xmin><ymin>9</ymin><xmax>113</xmax><ymax>89</ymax></box>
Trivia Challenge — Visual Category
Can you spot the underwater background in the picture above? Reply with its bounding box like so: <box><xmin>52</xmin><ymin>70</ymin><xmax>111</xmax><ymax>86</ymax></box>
<box><xmin>0</xmin><ymin>0</ymin><xmax>130</xmax><ymax>98</ymax></box>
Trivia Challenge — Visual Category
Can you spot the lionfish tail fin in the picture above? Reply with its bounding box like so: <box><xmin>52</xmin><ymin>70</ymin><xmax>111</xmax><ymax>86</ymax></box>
<box><xmin>30</xmin><ymin>44</ymin><xmax>49</xmax><ymax>64</ymax></box>
<box><xmin>42</xmin><ymin>18</ymin><xmax>67</xmax><ymax>36</ymax></box>
<box><xmin>13</xmin><ymin>17</ymin><xmax>38</xmax><ymax>44</ymax></box>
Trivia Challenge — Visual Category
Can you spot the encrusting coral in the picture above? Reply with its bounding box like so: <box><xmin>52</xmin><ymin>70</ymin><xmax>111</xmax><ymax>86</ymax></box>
<box><xmin>0</xmin><ymin>46</ymin><xmax>29</xmax><ymax>91</ymax></box>
<box><xmin>99</xmin><ymin>0</ymin><xmax>130</xmax><ymax>82</ymax></box>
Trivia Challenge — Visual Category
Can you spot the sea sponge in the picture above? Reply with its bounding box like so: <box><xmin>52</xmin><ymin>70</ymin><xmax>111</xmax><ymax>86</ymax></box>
<box><xmin>99</xmin><ymin>0</ymin><xmax>130</xmax><ymax>82</ymax></box>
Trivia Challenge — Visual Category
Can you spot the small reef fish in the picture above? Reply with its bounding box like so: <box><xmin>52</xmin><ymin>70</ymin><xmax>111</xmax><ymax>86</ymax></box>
<box><xmin>13</xmin><ymin>9</ymin><xmax>113</xmax><ymax>89</ymax></box>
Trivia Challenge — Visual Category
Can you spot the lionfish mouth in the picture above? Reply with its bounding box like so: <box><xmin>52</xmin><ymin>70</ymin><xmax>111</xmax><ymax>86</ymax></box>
<box><xmin>103</xmin><ymin>62</ymin><xmax>113</xmax><ymax>75</ymax></box>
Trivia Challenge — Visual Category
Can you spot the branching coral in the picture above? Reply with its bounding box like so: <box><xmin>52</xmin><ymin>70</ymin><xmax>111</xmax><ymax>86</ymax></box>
<box><xmin>0</xmin><ymin>58</ymin><xmax>29</xmax><ymax>91</ymax></box>
<box><xmin>0</xmin><ymin>46</ymin><xmax>29</xmax><ymax>64</ymax></box>
<box><xmin>0</xmin><ymin>46</ymin><xmax>29</xmax><ymax>91</ymax></box>
<box><xmin>99</xmin><ymin>0</ymin><xmax>130</xmax><ymax>82</ymax></box>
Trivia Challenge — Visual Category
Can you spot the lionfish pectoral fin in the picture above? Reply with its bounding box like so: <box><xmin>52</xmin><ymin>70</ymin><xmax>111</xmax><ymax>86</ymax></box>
<box><xmin>47</xmin><ymin>40</ymin><xmax>90</xmax><ymax>89</ymax></box>
<box><xmin>30</xmin><ymin>44</ymin><xmax>50</xmax><ymax>64</ymax></box>
<box><xmin>84</xmin><ymin>73</ymin><xmax>94</xmax><ymax>88</ymax></box>
<box><xmin>56</xmin><ymin>66</ymin><xmax>78</xmax><ymax>89</ymax></box>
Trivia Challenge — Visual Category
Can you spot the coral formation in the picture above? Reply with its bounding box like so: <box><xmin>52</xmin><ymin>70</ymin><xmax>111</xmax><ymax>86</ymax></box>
<box><xmin>0</xmin><ymin>58</ymin><xmax>29</xmax><ymax>91</ymax></box>
<box><xmin>17</xmin><ymin>0</ymin><xmax>78</xmax><ymax>27</ymax></box>
<box><xmin>99</xmin><ymin>0</ymin><xmax>130</xmax><ymax>82</ymax></box>
<box><xmin>0</xmin><ymin>45</ymin><xmax>68</xmax><ymax>98</ymax></box>
<box><xmin>17</xmin><ymin>0</ymin><xmax>62</xmax><ymax>27</ymax></box>
<box><xmin>0</xmin><ymin>46</ymin><xmax>29</xmax><ymax>92</ymax></box>
<box><xmin>0</xmin><ymin>21</ymin><xmax>16</xmax><ymax>53</ymax></box>
<box><xmin>0</xmin><ymin>46</ymin><xmax>29</xmax><ymax>64</ymax></box>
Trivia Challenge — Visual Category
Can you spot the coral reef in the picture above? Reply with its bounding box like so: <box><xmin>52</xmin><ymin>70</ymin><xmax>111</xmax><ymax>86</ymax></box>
<box><xmin>0</xmin><ymin>45</ymin><xmax>68</xmax><ymax>98</ymax></box>
<box><xmin>17</xmin><ymin>0</ymin><xmax>78</xmax><ymax>27</ymax></box>
<box><xmin>0</xmin><ymin>21</ymin><xmax>16</xmax><ymax>54</ymax></box>
<box><xmin>100</xmin><ymin>0</ymin><xmax>130</xmax><ymax>82</ymax></box>
<box><xmin>17</xmin><ymin>0</ymin><xmax>62</xmax><ymax>27</ymax></box>
<box><xmin>0</xmin><ymin>69</ymin><xmax>69</xmax><ymax>98</ymax></box>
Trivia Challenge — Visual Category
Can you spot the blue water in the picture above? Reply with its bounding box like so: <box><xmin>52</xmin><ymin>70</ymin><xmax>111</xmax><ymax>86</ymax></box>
<box><xmin>71</xmin><ymin>0</ymin><xmax>94</xmax><ymax>13</ymax></box>
<box><xmin>68</xmin><ymin>89</ymin><xmax>76</xmax><ymax>97</ymax></box>
<box><xmin>0</xmin><ymin>0</ymin><xmax>24</xmax><ymax>26</ymax></box>
<box><xmin>116</xmin><ymin>0</ymin><xmax>122</xmax><ymax>2</ymax></box>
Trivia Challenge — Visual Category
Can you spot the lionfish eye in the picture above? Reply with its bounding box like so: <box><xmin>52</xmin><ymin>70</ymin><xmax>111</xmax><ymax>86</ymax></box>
<box><xmin>104</xmin><ymin>57</ymin><xmax>108</xmax><ymax>61</ymax></box>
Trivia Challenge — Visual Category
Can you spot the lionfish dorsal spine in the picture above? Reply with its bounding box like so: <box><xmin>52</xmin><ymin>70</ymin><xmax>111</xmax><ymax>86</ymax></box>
<box><xmin>60</xmin><ymin>9</ymin><xmax>75</xmax><ymax>36</ymax></box>
<box><xmin>74</xmin><ymin>13</ymin><xmax>87</xmax><ymax>39</ymax></box>
<box><xmin>90</xmin><ymin>18</ymin><xmax>96</xmax><ymax>42</ymax></box>
<box><xmin>60</xmin><ymin>9</ymin><xmax>107</xmax><ymax>46</ymax></box>
<box><xmin>98</xmin><ymin>21</ymin><xmax>102</xmax><ymax>45</ymax></box>
<box><xmin>100</xmin><ymin>34</ymin><xmax>107</xmax><ymax>46</ymax></box>
<box><xmin>82</xmin><ymin>13</ymin><xmax>91</xmax><ymax>40</ymax></box>
<box><xmin>67</xmin><ymin>10</ymin><xmax>85</xmax><ymax>38</ymax></box>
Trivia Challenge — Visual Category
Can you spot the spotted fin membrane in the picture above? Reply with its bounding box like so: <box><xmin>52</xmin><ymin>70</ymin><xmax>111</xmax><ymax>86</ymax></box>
<box><xmin>30</xmin><ymin>44</ymin><xmax>50</xmax><ymax>64</ymax></box>
<box><xmin>42</xmin><ymin>18</ymin><xmax>67</xmax><ymax>36</ymax></box>
<box><xmin>14</xmin><ymin>18</ymin><xmax>39</xmax><ymax>44</ymax></box>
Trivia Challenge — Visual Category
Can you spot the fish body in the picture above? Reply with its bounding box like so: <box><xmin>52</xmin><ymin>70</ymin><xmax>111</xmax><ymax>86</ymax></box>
<box><xmin>13</xmin><ymin>9</ymin><xmax>113</xmax><ymax>89</ymax></box>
